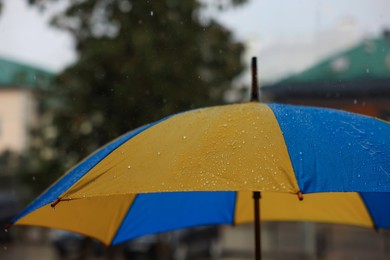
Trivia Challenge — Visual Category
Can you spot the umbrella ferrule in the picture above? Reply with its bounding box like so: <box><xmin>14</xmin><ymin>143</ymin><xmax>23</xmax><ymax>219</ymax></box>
<box><xmin>51</xmin><ymin>198</ymin><xmax>61</xmax><ymax>208</ymax></box>
<box><xmin>250</xmin><ymin>57</ymin><xmax>259</xmax><ymax>102</ymax></box>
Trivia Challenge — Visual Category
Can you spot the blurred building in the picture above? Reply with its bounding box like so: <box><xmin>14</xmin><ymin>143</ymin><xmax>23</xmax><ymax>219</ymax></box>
<box><xmin>0</xmin><ymin>57</ymin><xmax>53</xmax><ymax>154</ymax></box>
<box><xmin>261</xmin><ymin>31</ymin><xmax>390</xmax><ymax>120</ymax></box>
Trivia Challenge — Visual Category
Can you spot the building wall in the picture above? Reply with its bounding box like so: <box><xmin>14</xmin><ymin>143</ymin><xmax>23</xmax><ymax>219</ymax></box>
<box><xmin>0</xmin><ymin>88</ymin><xmax>37</xmax><ymax>153</ymax></box>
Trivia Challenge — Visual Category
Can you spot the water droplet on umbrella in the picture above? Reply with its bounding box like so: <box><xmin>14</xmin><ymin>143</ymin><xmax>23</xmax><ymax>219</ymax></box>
<box><xmin>157</xmin><ymin>152</ymin><xmax>161</xmax><ymax>156</ymax></box>
<box><xmin>127</xmin><ymin>165</ymin><xmax>131</xmax><ymax>169</ymax></box>
<box><xmin>182</xmin><ymin>136</ymin><xmax>187</xmax><ymax>140</ymax></box>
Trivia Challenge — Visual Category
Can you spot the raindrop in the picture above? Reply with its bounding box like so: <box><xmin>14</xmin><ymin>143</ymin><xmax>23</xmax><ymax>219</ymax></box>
<box><xmin>353</xmin><ymin>99</ymin><xmax>358</xmax><ymax>104</ymax></box>
<box><xmin>4</xmin><ymin>229</ymin><xmax>8</xmax><ymax>233</ymax></box>
<box><xmin>182</xmin><ymin>136</ymin><xmax>187</xmax><ymax>140</ymax></box>
<box><xmin>157</xmin><ymin>151</ymin><xmax>161</xmax><ymax>156</ymax></box>
<box><xmin>32</xmin><ymin>176</ymin><xmax>36</xmax><ymax>181</ymax></box>
<box><xmin>357</xmin><ymin>174</ymin><xmax>361</xmax><ymax>178</ymax></box>
<box><xmin>366</xmin><ymin>68</ymin><xmax>370</xmax><ymax>73</ymax></box>
<box><xmin>127</xmin><ymin>165</ymin><xmax>131</xmax><ymax>169</ymax></box>
<box><xmin>223</xmin><ymin>124</ymin><xmax>228</xmax><ymax>127</ymax></box>
<box><xmin>242</xmin><ymin>141</ymin><xmax>246</xmax><ymax>144</ymax></box>
<box><xmin>150</xmin><ymin>11</ymin><xmax>154</xmax><ymax>16</ymax></box>
<box><xmin>3</xmin><ymin>246</ymin><xmax>7</xmax><ymax>250</ymax></box>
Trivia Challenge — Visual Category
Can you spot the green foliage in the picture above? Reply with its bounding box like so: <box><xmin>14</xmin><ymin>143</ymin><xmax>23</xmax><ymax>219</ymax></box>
<box><xmin>19</xmin><ymin>0</ymin><xmax>247</xmax><ymax>198</ymax></box>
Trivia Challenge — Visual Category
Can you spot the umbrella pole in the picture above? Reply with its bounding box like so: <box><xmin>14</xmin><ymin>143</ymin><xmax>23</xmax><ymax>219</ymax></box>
<box><xmin>253</xmin><ymin>191</ymin><xmax>261</xmax><ymax>260</ymax></box>
<box><xmin>250</xmin><ymin>57</ymin><xmax>261</xmax><ymax>260</ymax></box>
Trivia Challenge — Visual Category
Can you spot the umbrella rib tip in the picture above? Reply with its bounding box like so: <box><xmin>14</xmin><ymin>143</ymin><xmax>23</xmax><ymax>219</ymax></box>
<box><xmin>51</xmin><ymin>198</ymin><xmax>61</xmax><ymax>208</ymax></box>
<box><xmin>297</xmin><ymin>191</ymin><xmax>304</xmax><ymax>201</ymax></box>
<box><xmin>4</xmin><ymin>222</ymin><xmax>13</xmax><ymax>230</ymax></box>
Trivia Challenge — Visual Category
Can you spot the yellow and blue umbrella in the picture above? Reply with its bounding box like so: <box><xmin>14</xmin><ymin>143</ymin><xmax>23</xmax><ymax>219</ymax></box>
<box><xmin>9</xmin><ymin>102</ymin><xmax>390</xmax><ymax>240</ymax></box>
<box><xmin>8</xmin><ymin>59</ymin><xmax>390</xmax><ymax>259</ymax></box>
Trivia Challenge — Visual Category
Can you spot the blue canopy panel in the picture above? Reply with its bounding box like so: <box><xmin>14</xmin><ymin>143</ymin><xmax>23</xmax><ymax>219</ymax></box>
<box><xmin>112</xmin><ymin>191</ymin><xmax>236</xmax><ymax>245</ymax></box>
<box><xmin>268</xmin><ymin>104</ymin><xmax>390</xmax><ymax>193</ymax></box>
<box><xmin>360</xmin><ymin>192</ymin><xmax>390</xmax><ymax>230</ymax></box>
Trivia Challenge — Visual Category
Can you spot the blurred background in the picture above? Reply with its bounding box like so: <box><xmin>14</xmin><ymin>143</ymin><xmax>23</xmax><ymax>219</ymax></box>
<box><xmin>0</xmin><ymin>0</ymin><xmax>390</xmax><ymax>259</ymax></box>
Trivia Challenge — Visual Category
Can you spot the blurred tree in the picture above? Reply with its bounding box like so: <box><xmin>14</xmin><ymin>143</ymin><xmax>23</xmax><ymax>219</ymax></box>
<box><xmin>17</xmin><ymin>0</ymin><xmax>247</xmax><ymax>197</ymax></box>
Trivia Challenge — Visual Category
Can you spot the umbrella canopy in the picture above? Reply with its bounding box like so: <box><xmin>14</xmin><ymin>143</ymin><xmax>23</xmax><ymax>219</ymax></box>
<box><xmin>9</xmin><ymin>101</ymin><xmax>390</xmax><ymax>247</ymax></box>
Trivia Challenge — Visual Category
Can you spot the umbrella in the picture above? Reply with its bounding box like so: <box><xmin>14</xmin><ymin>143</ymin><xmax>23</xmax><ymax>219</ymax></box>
<box><xmin>7</xmin><ymin>58</ymin><xmax>390</xmax><ymax>260</ymax></box>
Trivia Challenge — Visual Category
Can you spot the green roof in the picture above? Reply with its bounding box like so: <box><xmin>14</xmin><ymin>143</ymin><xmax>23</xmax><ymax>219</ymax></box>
<box><xmin>0</xmin><ymin>57</ymin><xmax>54</xmax><ymax>88</ymax></box>
<box><xmin>279</xmin><ymin>37</ymin><xmax>390</xmax><ymax>84</ymax></box>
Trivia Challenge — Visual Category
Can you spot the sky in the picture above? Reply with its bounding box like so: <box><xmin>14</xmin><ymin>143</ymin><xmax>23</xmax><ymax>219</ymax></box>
<box><xmin>1</xmin><ymin>0</ymin><xmax>390</xmax><ymax>82</ymax></box>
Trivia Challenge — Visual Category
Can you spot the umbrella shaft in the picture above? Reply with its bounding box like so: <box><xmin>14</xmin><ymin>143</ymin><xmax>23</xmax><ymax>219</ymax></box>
<box><xmin>251</xmin><ymin>57</ymin><xmax>259</xmax><ymax>101</ymax></box>
<box><xmin>253</xmin><ymin>191</ymin><xmax>261</xmax><ymax>260</ymax></box>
